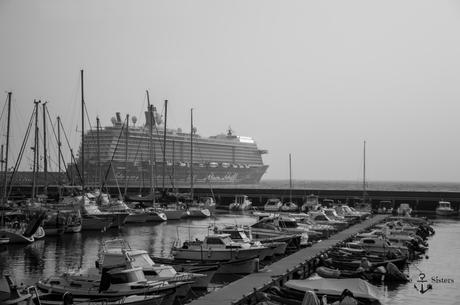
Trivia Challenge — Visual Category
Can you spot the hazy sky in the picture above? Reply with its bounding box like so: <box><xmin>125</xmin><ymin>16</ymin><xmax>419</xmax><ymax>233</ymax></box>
<box><xmin>1</xmin><ymin>0</ymin><xmax>460</xmax><ymax>182</ymax></box>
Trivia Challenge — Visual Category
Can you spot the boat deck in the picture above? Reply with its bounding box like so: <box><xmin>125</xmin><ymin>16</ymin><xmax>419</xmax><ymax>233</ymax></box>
<box><xmin>188</xmin><ymin>214</ymin><xmax>388</xmax><ymax>305</ymax></box>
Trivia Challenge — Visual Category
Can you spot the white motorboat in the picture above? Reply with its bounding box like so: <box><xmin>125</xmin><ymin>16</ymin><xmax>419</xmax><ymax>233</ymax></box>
<box><xmin>97</xmin><ymin>239</ymin><xmax>205</xmax><ymax>293</ymax></box>
<box><xmin>229</xmin><ymin>195</ymin><xmax>252</xmax><ymax>211</ymax></box>
<box><xmin>377</xmin><ymin>200</ymin><xmax>394</xmax><ymax>214</ymax></box>
<box><xmin>171</xmin><ymin>234</ymin><xmax>269</xmax><ymax>261</ymax></box>
<box><xmin>280</xmin><ymin>202</ymin><xmax>298</xmax><ymax>212</ymax></box>
<box><xmin>263</xmin><ymin>198</ymin><xmax>282</xmax><ymax>212</ymax></box>
<box><xmin>250</xmin><ymin>216</ymin><xmax>309</xmax><ymax>246</ymax></box>
<box><xmin>397</xmin><ymin>203</ymin><xmax>412</xmax><ymax>216</ymax></box>
<box><xmin>301</xmin><ymin>194</ymin><xmax>321</xmax><ymax>212</ymax></box>
<box><xmin>436</xmin><ymin>201</ymin><xmax>457</xmax><ymax>216</ymax></box>
<box><xmin>215</xmin><ymin>225</ymin><xmax>286</xmax><ymax>257</ymax></box>
<box><xmin>348</xmin><ymin>236</ymin><xmax>409</xmax><ymax>257</ymax></box>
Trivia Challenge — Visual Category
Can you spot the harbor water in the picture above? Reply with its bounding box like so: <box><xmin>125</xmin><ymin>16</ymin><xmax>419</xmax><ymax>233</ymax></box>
<box><xmin>0</xmin><ymin>211</ymin><xmax>459</xmax><ymax>305</ymax></box>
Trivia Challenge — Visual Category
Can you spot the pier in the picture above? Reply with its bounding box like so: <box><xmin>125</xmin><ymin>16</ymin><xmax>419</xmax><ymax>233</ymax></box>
<box><xmin>188</xmin><ymin>214</ymin><xmax>388</xmax><ymax>305</ymax></box>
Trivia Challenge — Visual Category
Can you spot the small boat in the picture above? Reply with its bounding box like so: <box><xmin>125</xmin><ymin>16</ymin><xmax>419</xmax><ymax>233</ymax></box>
<box><xmin>377</xmin><ymin>200</ymin><xmax>393</xmax><ymax>214</ymax></box>
<box><xmin>280</xmin><ymin>202</ymin><xmax>298</xmax><ymax>212</ymax></box>
<box><xmin>0</xmin><ymin>211</ymin><xmax>46</xmax><ymax>244</ymax></box>
<box><xmin>229</xmin><ymin>195</ymin><xmax>252</xmax><ymax>211</ymax></box>
<box><xmin>97</xmin><ymin>239</ymin><xmax>205</xmax><ymax>293</ymax></box>
<box><xmin>171</xmin><ymin>234</ymin><xmax>270</xmax><ymax>261</ymax></box>
<box><xmin>316</xmin><ymin>262</ymin><xmax>409</xmax><ymax>283</ymax></box>
<box><xmin>215</xmin><ymin>225</ymin><xmax>285</xmax><ymax>257</ymax></box>
<box><xmin>144</xmin><ymin>208</ymin><xmax>167</xmax><ymax>222</ymax></box>
<box><xmin>301</xmin><ymin>194</ymin><xmax>321</xmax><ymax>212</ymax></box>
<box><xmin>264</xmin><ymin>198</ymin><xmax>282</xmax><ymax>212</ymax></box>
<box><xmin>42</xmin><ymin>212</ymin><xmax>66</xmax><ymax>236</ymax></box>
<box><xmin>397</xmin><ymin>203</ymin><xmax>412</xmax><ymax>216</ymax></box>
<box><xmin>199</xmin><ymin>197</ymin><xmax>216</xmax><ymax>213</ymax></box>
<box><xmin>0</xmin><ymin>275</ymin><xmax>34</xmax><ymax>305</ymax></box>
<box><xmin>250</xmin><ymin>216</ymin><xmax>310</xmax><ymax>246</ymax></box>
<box><xmin>282</xmin><ymin>278</ymin><xmax>382</xmax><ymax>304</ymax></box>
<box><xmin>348</xmin><ymin>237</ymin><xmax>410</xmax><ymax>257</ymax></box>
<box><xmin>436</xmin><ymin>201</ymin><xmax>457</xmax><ymax>216</ymax></box>
<box><xmin>160</xmin><ymin>203</ymin><xmax>189</xmax><ymax>220</ymax></box>
<box><xmin>186</xmin><ymin>207</ymin><xmax>211</xmax><ymax>218</ymax></box>
<box><xmin>37</xmin><ymin>266</ymin><xmax>179</xmax><ymax>300</ymax></box>
<box><xmin>308</xmin><ymin>211</ymin><xmax>348</xmax><ymax>230</ymax></box>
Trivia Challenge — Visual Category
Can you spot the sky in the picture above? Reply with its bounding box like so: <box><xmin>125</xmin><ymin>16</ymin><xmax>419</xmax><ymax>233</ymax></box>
<box><xmin>1</xmin><ymin>0</ymin><xmax>460</xmax><ymax>182</ymax></box>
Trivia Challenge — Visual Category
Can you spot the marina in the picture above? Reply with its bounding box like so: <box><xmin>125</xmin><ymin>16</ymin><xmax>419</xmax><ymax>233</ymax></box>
<box><xmin>0</xmin><ymin>205</ymin><xmax>456</xmax><ymax>305</ymax></box>
<box><xmin>2</xmin><ymin>1</ymin><xmax>460</xmax><ymax>304</ymax></box>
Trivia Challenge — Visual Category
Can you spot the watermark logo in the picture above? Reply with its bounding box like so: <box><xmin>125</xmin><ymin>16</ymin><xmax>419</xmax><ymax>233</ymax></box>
<box><xmin>413</xmin><ymin>272</ymin><xmax>433</xmax><ymax>294</ymax></box>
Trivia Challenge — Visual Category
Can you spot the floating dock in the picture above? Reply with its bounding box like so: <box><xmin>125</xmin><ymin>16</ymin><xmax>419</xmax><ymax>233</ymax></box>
<box><xmin>188</xmin><ymin>214</ymin><xmax>388</xmax><ymax>305</ymax></box>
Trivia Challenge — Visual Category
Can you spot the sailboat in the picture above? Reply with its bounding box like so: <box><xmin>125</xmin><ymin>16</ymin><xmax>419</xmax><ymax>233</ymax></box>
<box><xmin>76</xmin><ymin>70</ymin><xmax>123</xmax><ymax>231</ymax></box>
<box><xmin>185</xmin><ymin>108</ymin><xmax>211</xmax><ymax>218</ymax></box>
<box><xmin>280</xmin><ymin>153</ymin><xmax>298</xmax><ymax>212</ymax></box>
<box><xmin>0</xmin><ymin>93</ymin><xmax>47</xmax><ymax>243</ymax></box>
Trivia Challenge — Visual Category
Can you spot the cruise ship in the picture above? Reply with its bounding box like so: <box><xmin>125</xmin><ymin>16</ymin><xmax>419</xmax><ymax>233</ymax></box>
<box><xmin>73</xmin><ymin>107</ymin><xmax>268</xmax><ymax>187</ymax></box>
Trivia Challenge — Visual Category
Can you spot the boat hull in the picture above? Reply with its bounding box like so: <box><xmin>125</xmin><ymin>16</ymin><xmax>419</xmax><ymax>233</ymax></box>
<box><xmin>436</xmin><ymin>208</ymin><xmax>457</xmax><ymax>216</ymax></box>
<box><xmin>126</xmin><ymin>213</ymin><xmax>149</xmax><ymax>223</ymax></box>
<box><xmin>163</xmin><ymin>210</ymin><xmax>187</xmax><ymax>220</ymax></box>
<box><xmin>186</xmin><ymin>208</ymin><xmax>211</xmax><ymax>218</ymax></box>
<box><xmin>0</xmin><ymin>230</ymin><xmax>34</xmax><ymax>244</ymax></box>
<box><xmin>172</xmin><ymin>246</ymin><xmax>267</xmax><ymax>261</ymax></box>
<box><xmin>81</xmin><ymin>216</ymin><xmax>112</xmax><ymax>231</ymax></box>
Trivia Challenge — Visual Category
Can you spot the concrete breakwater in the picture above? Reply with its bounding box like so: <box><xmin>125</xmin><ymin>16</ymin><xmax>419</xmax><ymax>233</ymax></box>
<box><xmin>188</xmin><ymin>214</ymin><xmax>389</xmax><ymax>305</ymax></box>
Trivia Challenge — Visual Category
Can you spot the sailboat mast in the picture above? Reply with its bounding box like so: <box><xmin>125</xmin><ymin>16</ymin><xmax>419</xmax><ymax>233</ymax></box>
<box><xmin>124</xmin><ymin>114</ymin><xmax>129</xmax><ymax>196</ymax></box>
<box><xmin>190</xmin><ymin>108</ymin><xmax>194</xmax><ymax>200</ymax></box>
<box><xmin>289</xmin><ymin>153</ymin><xmax>292</xmax><ymax>202</ymax></box>
<box><xmin>80</xmin><ymin>69</ymin><xmax>85</xmax><ymax>192</ymax></box>
<box><xmin>162</xmin><ymin>100</ymin><xmax>168</xmax><ymax>194</ymax></box>
<box><xmin>172</xmin><ymin>139</ymin><xmax>175</xmax><ymax>190</ymax></box>
<box><xmin>362</xmin><ymin>140</ymin><xmax>366</xmax><ymax>204</ymax></box>
<box><xmin>57</xmin><ymin>116</ymin><xmax>62</xmax><ymax>174</ymax></box>
<box><xmin>42</xmin><ymin>102</ymin><xmax>48</xmax><ymax>195</ymax></box>
<box><xmin>96</xmin><ymin>116</ymin><xmax>101</xmax><ymax>186</ymax></box>
<box><xmin>146</xmin><ymin>90</ymin><xmax>155</xmax><ymax>203</ymax></box>
<box><xmin>2</xmin><ymin>92</ymin><xmax>12</xmax><ymax>207</ymax></box>
<box><xmin>32</xmin><ymin>100</ymin><xmax>41</xmax><ymax>199</ymax></box>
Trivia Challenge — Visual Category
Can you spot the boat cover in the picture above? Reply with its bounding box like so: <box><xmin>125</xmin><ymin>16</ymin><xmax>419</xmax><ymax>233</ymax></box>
<box><xmin>285</xmin><ymin>278</ymin><xmax>381</xmax><ymax>301</ymax></box>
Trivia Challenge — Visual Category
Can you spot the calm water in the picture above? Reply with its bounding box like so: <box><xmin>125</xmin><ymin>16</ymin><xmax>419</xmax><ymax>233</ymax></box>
<box><xmin>1</xmin><ymin>212</ymin><xmax>459</xmax><ymax>305</ymax></box>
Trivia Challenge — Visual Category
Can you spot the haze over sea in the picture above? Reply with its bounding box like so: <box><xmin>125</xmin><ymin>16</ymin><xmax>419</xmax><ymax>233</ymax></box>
<box><xmin>256</xmin><ymin>179</ymin><xmax>460</xmax><ymax>193</ymax></box>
